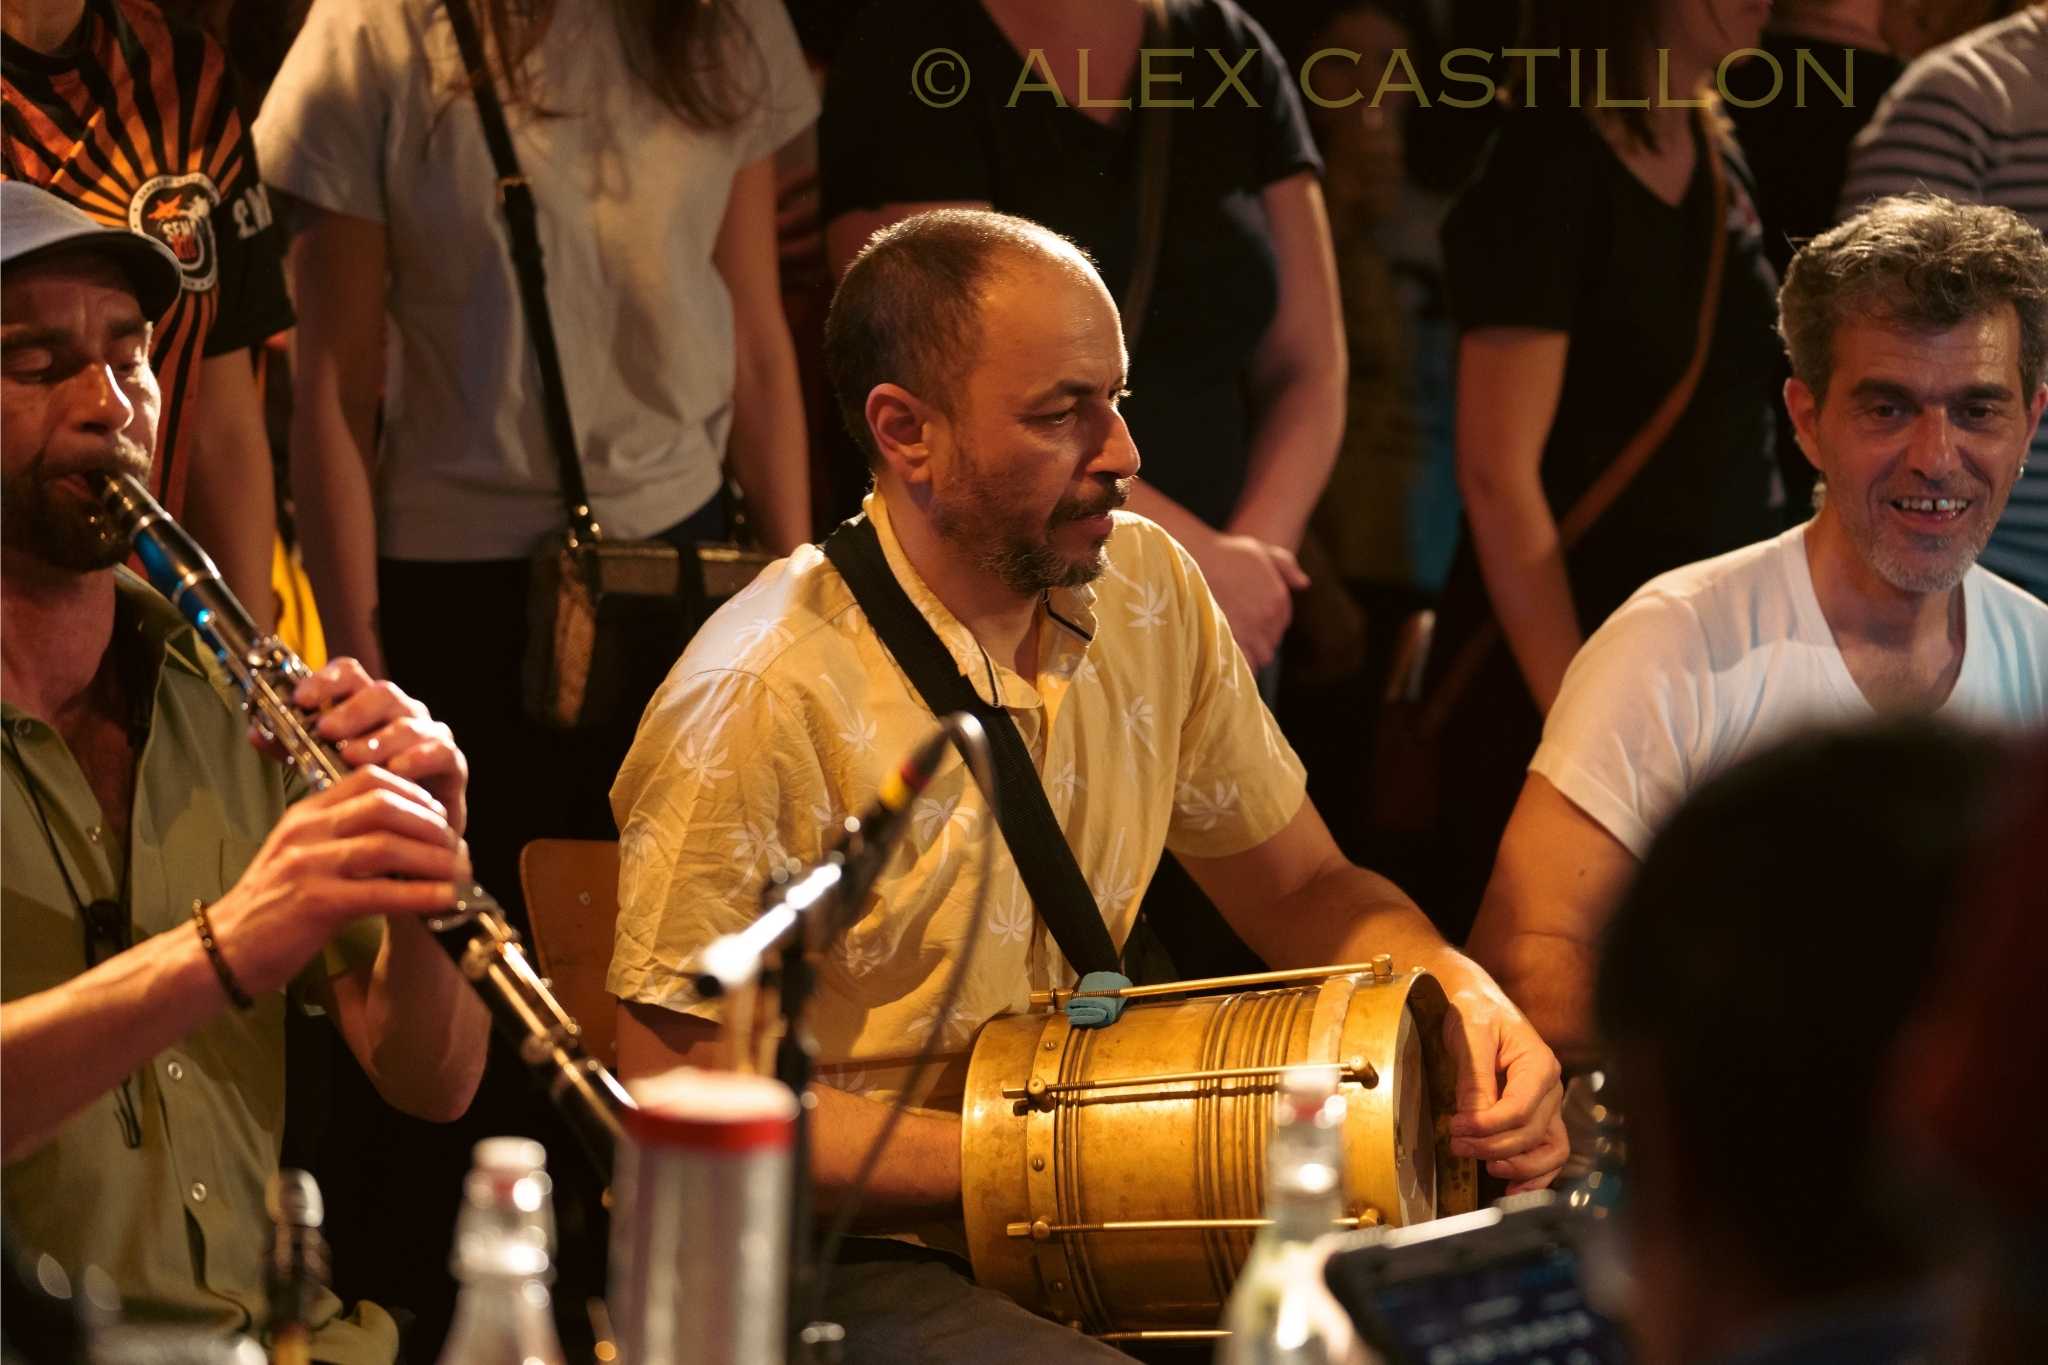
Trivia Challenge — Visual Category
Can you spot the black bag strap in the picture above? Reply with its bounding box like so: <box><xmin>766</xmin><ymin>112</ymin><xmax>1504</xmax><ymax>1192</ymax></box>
<box><xmin>822</xmin><ymin>516</ymin><xmax>1120</xmax><ymax>978</ymax></box>
<box><xmin>444</xmin><ymin>0</ymin><xmax>600</xmax><ymax>548</ymax></box>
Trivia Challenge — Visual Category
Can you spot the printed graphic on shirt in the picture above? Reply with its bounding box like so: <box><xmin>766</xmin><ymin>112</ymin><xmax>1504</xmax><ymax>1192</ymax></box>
<box><xmin>130</xmin><ymin>171</ymin><xmax>220</xmax><ymax>291</ymax></box>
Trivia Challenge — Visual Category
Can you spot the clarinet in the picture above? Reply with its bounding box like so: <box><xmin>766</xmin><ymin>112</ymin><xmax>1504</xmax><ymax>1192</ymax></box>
<box><xmin>91</xmin><ymin>472</ymin><xmax>631</xmax><ymax>1181</ymax></box>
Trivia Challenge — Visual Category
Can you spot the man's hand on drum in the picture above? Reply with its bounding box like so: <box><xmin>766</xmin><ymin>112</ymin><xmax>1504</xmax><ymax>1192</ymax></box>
<box><xmin>1441</xmin><ymin>986</ymin><xmax>1568</xmax><ymax>1193</ymax></box>
<box><xmin>286</xmin><ymin>658</ymin><xmax>471</xmax><ymax>837</ymax></box>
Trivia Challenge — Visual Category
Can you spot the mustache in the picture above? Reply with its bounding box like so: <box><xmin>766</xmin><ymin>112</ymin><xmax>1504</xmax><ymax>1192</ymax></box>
<box><xmin>1053</xmin><ymin>478</ymin><xmax>1133</xmax><ymax>523</ymax></box>
<box><xmin>42</xmin><ymin>440</ymin><xmax>151</xmax><ymax>483</ymax></box>
<box><xmin>44</xmin><ymin>444</ymin><xmax>149</xmax><ymax>480</ymax></box>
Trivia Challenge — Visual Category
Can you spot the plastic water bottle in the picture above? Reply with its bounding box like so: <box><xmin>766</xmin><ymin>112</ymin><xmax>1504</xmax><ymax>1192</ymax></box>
<box><xmin>264</xmin><ymin>1169</ymin><xmax>328</xmax><ymax>1365</ymax></box>
<box><xmin>434</xmin><ymin>1139</ymin><xmax>566</xmax><ymax>1365</ymax></box>
<box><xmin>1217</xmin><ymin>1067</ymin><xmax>1349</xmax><ymax>1364</ymax></box>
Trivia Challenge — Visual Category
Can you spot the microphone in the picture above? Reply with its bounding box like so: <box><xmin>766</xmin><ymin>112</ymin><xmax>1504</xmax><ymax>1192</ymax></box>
<box><xmin>692</xmin><ymin>715</ymin><xmax>983</xmax><ymax>998</ymax></box>
<box><xmin>828</xmin><ymin>720</ymin><xmax>958</xmax><ymax>904</ymax></box>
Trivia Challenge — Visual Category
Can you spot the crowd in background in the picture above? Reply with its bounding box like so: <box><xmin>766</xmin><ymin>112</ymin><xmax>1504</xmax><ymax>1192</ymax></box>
<box><xmin>6</xmin><ymin>0</ymin><xmax>2047</xmax><ymax>1360</ymax></box>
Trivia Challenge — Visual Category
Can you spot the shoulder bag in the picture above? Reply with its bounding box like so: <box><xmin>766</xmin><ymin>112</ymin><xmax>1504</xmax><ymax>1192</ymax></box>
<box><xmin>444</xmin><ymin>0</ymin><xmax>772</xmax><ymax>729</ymax></box>
<box><xmin>1371</xmin><ymin>107</ymin><xmax>1733</xmax><ymax>827</ymax></box>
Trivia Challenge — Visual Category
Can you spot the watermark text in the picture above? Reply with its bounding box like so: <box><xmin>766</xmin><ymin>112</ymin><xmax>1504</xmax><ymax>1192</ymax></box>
<box><xmin>905</xmin><ymin>46</ymin><xmax>1864</xmax><ymax>113</ymax></box>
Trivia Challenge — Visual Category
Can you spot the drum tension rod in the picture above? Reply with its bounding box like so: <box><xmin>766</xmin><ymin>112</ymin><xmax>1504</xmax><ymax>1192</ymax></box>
<box><xmin>1028</xmin><ymin>956</ymin><xmax>1398</xmax><ymax>1010</ymax></box>
<box><xmin>1005</xmin><ymin>1058</ymin><xmax>1377</xmax><ymax>1111</ymax></box>
<box><xmin>1006</xmin><ymin>1210</ymin><xmax>1382</xmax><ymax>1239</ymax></box>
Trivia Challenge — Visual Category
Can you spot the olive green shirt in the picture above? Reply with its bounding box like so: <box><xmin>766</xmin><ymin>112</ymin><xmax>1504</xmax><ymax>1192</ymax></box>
<box><xmin>2</xmin><ymin>569</ymin><xmax>395</xmax><ymax>1364</ymax></box>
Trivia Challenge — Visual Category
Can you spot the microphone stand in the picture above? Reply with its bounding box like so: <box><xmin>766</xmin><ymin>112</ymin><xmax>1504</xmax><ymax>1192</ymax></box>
<box><xmin>697</xmin><ymin>851</ymin><xmax>858</xmax><ymax>1363</ymax></box>
<box><xmin>692</xmin><ymin>714</ymin><xmax>991</xmax><ymax>1365</ymax></box>
<box><xmin>777</xmin><ymin>913</ymin><xmax>825</xmax><ymax>1361</ymax></box>
<box><xmin>770</xmin><ymin>858</ymin><xmax>852</xmax><ymax>1364</ymax></box>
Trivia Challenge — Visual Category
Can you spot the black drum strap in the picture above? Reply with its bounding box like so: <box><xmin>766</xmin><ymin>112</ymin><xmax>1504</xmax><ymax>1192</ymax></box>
<box><xmin>822</xmin><ymin>516</ymin><xmax>1120</xmax><ymax>977</ymax></box>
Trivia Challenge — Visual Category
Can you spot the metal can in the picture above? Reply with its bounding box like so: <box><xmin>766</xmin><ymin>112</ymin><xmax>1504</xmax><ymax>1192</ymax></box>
<box><xmin>608</xmin><ymin>1068</ymin><xmax>797</xmax><ymax>1365</ymax></box>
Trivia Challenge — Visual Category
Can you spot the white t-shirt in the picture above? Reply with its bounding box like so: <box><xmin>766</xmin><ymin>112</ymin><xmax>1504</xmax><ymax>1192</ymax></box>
<box><xmin>1532</xmin><ymin>523</ymin><xmax>2048</xmax><ymax>857</ymax></box>
<box><xmin>254</xmin><ymin>0</ymin><xmax>818</xmax><ymax>560</ymax></box>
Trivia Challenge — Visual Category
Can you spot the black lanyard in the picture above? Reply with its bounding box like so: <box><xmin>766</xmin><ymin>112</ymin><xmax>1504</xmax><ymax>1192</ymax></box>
<box><xmin>4</xmin><ymin>729</ymin><xmax>144</xmax><ymax>1148</ymax></box>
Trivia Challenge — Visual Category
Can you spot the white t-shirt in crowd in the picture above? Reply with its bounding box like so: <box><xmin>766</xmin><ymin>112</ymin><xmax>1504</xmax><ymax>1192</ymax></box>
<box><xmin>1532</xmin><ymin>523</ymin><xmax>2048</xmax><ymax>857</ymax></box>
<box><xmin>254</xmin><ymin>0</ymin><xmax>818</xmax><ymax>560</ymax></box>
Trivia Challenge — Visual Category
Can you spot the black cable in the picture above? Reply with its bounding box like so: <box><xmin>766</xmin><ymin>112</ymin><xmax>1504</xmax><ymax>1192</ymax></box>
<box><xmin>806</xmin><ymin>715</ymin><xmax>1000</xmax><ymax>1327</ymax></box>
<box><xmin>4</xmin><ymin>733</ymin><xmax>144</xmax><ymax>1148</ymax></box>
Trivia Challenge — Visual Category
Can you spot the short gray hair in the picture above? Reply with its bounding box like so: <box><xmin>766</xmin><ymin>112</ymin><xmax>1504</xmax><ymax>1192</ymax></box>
<box><xmin>1779</xmin><ymin>194</ymin><xmax>2048</xmax><ymax>404</ymax></box>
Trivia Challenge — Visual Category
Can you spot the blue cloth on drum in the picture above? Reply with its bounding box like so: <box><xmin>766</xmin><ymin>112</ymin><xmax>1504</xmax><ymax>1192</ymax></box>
<box><xmin>1065</xmin><ymin>972</ymin><xmax>1132</xmax><ymax>1029</ymax></box>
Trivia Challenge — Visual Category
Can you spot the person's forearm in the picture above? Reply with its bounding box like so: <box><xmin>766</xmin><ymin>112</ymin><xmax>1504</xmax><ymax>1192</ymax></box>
<box><xmin>726</xmin><ymin>335</ymin><xmax>811</xmax><ymax>553</ymax></box>
<box><xmin>1257</xmin><ymin>859</ymin><xmax>1476</xmax><ymax>987</ymax></box>
<box><xmin>352</xmin><ymin>918</ymin><xmax>491</xmax><ymax>1122</ymax></box>
<box><xmin>1230</xmin><ymin>354</ymin><xmax>1346</xmax><ymax>552</ymax></box>
<box><xmin>806</xmin><ymin>1083</ymin><xmax>962</xmax><ymax>1222</ymax></box>
<box><xmin>0</xmin><ymin>928</ymin><xmax>226</xmax><ymax>1162</ymax></box>
<box><xmin>184</xmin><ymin>353</ymin><xmax>281</xmax><ymax>632</ymax></box>
<box><xmin>289</xmin><ymin>384</ymin><xmax>384</xmax><ymax>674</ymax></box>
<box><xmin>1462</xmin><ymin>472</ymin><xmax>1582</xmax><ymax>713</ymax></box>
<box><xmin>617</xmin><ymin>1003</ymin><xmax>962</xmax><ymax>1221</ymax></box>
<box><xmin>1272</xmin><ymin>864</ymin><xmax>1549</xmax><ymax>1061</ymax></box>
<box><xmin>1466</xmin><ymin>929</ymin><xmax>1600</xmax><ymax>1070</ymax></box>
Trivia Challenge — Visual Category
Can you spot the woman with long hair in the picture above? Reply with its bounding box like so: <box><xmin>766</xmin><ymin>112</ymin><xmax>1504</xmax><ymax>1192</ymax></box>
<box><xmin>253</xmin><ymin>0</ymin><xmax>816</xmax><ymax>1351</ymax></box>
<box><xmin>1419</xmin><ymin>0</ymin><xmax>1786</xmax><ymax>939</ymax></box>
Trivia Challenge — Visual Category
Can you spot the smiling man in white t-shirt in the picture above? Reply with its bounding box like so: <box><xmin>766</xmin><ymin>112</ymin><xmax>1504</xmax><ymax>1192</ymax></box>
<box><xmin>1468</xmin><ymin>194</ymin><xmax>2048</xmax><ymax>1066</ymax></box>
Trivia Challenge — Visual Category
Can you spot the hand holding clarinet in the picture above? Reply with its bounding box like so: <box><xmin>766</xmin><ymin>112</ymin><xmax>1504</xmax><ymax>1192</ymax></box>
<box><xmin>91</xmin><ymin>471</ymin><xmax>630</xmax><ymax>1176</ymax></box>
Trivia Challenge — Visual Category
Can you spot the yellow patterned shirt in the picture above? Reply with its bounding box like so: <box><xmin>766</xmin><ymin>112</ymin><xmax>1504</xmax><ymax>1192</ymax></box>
<box><xmin>607</xmin><ymin>494</ymin><xmax>1308</xmax><ymax>1106</ymax></box>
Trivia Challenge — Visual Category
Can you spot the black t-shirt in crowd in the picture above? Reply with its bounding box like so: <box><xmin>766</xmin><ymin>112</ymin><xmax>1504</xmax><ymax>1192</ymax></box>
<box><xmin>1724</xmin><ymin>36</ymin><xmax>1902</xmax><ymax>512</ymax></box>
<box><xmin>1433</xmin><ymin>104</ymin><xmax>1784</xmax><ymax>647</ymax></box>
<box><xmin>1725</xmin><ymin>36</ymin><xmax>1903</xmax><ymax>281</ymax></box>
<box><xmin>821</xmin><ymin>0</ymin><xmax>1323</xmax><ymax>527</ymax></box>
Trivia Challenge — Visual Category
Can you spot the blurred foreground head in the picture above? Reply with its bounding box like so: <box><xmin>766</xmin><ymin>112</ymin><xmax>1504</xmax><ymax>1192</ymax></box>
<box><xmin>1884</xmin><ymin>732</ymin><xmax>2048</xmax><ymax>1364</ymax></box>
<box><xmin>1594</xmin><ymin>718</ymin><xmax>2014</xmax><ymax>1364</ymax></box>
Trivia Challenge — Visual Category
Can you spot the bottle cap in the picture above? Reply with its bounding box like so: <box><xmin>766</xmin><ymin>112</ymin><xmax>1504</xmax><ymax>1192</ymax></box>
<box><xmin>452</xmin><ymin>1136</ymin><xmax>555</xmax><ymax>1281</ymax></box>
<box><xmin>1275</xmin><ymin>1064</ymin><xmax>1343</xmax><ymax>1127</ymax></box>
<box><xmin>265</xmin><ymin>1170</ymin><xmax>324</xmax><ymax>1229</ymax></box>
<box><xmin>470</xmin><ymin>1137</ymin><xmax>547</xmax><ymax>1174</ymax></box>
<box><xmin>624</xmin><ymin>1067</ymin><xmax>798</xmax><ymax>1153</ymax></box>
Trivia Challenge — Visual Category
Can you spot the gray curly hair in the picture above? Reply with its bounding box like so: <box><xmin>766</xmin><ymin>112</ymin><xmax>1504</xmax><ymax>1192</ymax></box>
<box><xmin>1779</xmin><ymin>194</ymin><xmax>2048</xmax><ymax>404</ymax></box>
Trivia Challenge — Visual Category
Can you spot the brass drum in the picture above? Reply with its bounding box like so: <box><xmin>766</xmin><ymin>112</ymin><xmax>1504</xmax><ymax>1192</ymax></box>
<box><xmin>961</xmin><ymin>961</ymin><xmax>1477</xmax><ymax>1340</ymax></box>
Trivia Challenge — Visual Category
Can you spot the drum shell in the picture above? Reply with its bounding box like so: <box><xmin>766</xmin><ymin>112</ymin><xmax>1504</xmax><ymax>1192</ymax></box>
<box><xmin>960</xmin><ymin>969</ymin><xmax>1474</xmax><ymax>1335</ymax></box>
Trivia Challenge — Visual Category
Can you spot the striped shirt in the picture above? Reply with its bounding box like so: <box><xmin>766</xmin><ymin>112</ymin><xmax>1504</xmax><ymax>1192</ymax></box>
<box><xmin>2</xmin><ymin>0</ymin><xmax>292</xmax><ymax>519</ymax></box>
<box><xmin>1839</xmin><ymin>6</ymin><xmax>2048</xmax><ymax>598</ymax></box>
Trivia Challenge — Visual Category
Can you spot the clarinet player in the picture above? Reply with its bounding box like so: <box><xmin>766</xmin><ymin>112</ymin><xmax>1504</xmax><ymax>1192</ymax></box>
<box><xmin>0</xmin><ymin>182</ymin><xmax>487</xmax><ymax>1365</ymax></box>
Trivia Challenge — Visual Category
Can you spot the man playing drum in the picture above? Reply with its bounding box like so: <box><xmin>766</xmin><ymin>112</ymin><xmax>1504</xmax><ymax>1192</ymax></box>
<box><xmin>606</xmin><ymin>208</ymin><xmax>1566</xmax><ymax>1361</ymax></box>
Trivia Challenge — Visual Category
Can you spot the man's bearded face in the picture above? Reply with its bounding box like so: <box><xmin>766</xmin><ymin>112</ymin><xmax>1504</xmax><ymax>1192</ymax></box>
<box><xmin>920</xmin><ymin>255</ymin><xmax>1140</xmax><ymax>600</ymax></box>
<box><xmin>1</xmin><ymin>253</ymin><xmax>159</xmax><ymax>573</ymax></box>
<box><xmin>929</xmin><ymin>435</ymin><xmax>1130</xmax><ymax>597</ymax></box>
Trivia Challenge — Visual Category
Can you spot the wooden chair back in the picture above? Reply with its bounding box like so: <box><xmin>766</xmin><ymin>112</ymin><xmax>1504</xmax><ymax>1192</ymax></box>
<box><xmin>517</xmin><ymin>838</ymin><xmax>622</xmax><ymax>1067</ymax></box>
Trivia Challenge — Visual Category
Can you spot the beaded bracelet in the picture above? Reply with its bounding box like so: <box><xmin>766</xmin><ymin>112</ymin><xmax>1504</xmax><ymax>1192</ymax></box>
<box><xmin>190</xmin><ymin>899</ymin><xmax>253</xmax><ymax>1010</ymax></box>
